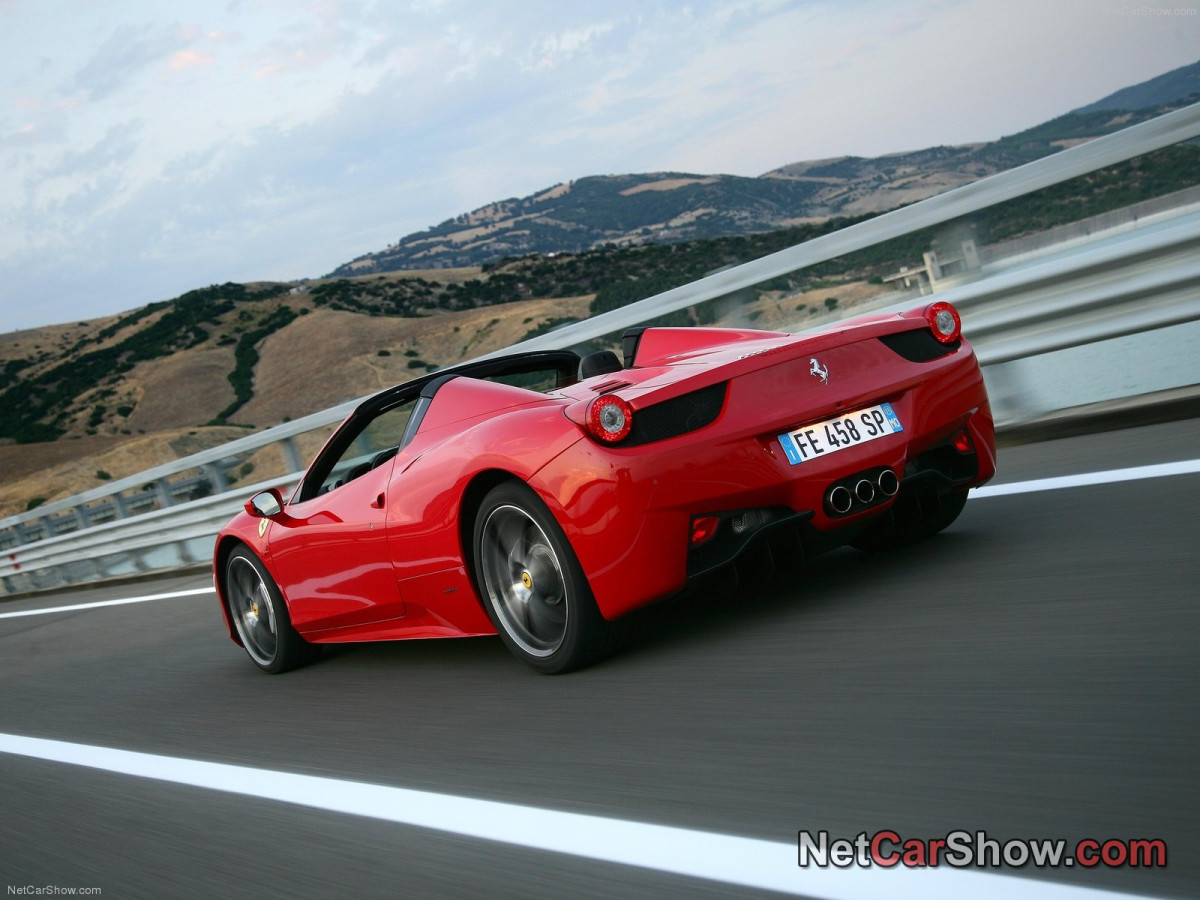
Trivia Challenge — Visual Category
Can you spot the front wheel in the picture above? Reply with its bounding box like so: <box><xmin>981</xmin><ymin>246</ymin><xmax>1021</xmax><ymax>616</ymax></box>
<box><xmin>473</xmin><ymin>482</ymin><xmax>610</xmax><ymax>674</ymax></box>
<box><xmin>225</xmin><ymin>546</ymin><xmax>318</xmax><ymax>673</ymax></box>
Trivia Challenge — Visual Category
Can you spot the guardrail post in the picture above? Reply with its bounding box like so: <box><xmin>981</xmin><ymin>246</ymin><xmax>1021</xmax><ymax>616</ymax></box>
<box><xmin>281</xmin><ymin>437</ymin><xmax>303</xmax><ymax>475</ymax></box>
<box><xmin>178</xmin><ymin>539</ymin><xmax>198</xmax><ymax>564</ymax></box>
<box><xmin>981</xmin><ymin>361</ymin><xmax>1047</xmax><ymax>427</ymax></box>
<box><xmin>154</xmin><ymin>478</ymin><xmax>174</xmax><ymax>509</ymax></box>
<box><xmin>204</xmin><ymin>463</ymin><xmax>229</xmax><ymax>497</ymax></box>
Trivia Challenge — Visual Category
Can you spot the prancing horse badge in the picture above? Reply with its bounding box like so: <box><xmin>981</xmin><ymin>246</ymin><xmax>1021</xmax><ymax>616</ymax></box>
<box><xmin>809</xmin><ymin>357</ymin><xmax>829</xmax><ymax>385</ymax></box>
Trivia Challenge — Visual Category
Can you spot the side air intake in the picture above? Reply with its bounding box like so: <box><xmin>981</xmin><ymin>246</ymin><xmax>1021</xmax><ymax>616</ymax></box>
<box><xmin>623</xmin><ymin>382</ymin><xmax>727</xmax><ymax>446</ymax></box>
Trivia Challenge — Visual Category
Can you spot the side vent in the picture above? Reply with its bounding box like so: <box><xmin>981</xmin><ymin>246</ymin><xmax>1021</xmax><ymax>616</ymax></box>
<box><xmin>879</xmin><ymin>329</ymin><xmax>960</xmax><ymax>362</ymax></box>
<box><xmin>624</xmin><ymin>383</ymin><xmax>727</xmax><ymax>446</ymax></box>
<box><xmin>592</xmin><ymin>380</ymin><xmax>632</xmax><ymax>393</ymax></box>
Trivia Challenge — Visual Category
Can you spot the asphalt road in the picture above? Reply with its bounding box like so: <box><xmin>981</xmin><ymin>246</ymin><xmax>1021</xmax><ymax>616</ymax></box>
<box><xmin>1</xmin><ymin>418</ymin><xmax>1197</xmax><ymax>899</ymax></box>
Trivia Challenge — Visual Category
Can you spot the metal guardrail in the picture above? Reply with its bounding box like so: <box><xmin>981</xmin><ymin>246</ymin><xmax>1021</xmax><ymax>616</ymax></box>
<box><xmin>493</xmin><ymin>102</ymin><xmax>1200</xmax><ymax>357</ymax></box>
<box><xmin>1</xmin><ymin>474</ymin><xmax>297</xmax><ymax>592</ymax></box>
<box><xmin>858</xmin><ymin>208</ymin><xmax>1200</xmax><ymax>365</ymax></box>
<box><xmin>3</xmin><ymin>101</ymin><xmax>1200</xmax><ymax>594</ymax></box>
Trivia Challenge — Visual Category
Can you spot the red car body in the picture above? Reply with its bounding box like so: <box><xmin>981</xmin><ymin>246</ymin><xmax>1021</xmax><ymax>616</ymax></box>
<box><xmin>215</xmin><ymin>303</ymin><xmax>995</xmax><ymax>672</ymax></box>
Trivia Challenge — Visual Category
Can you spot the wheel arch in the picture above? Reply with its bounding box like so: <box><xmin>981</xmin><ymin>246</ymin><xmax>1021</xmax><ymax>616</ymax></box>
<box><xmin>457</xmin><ymin>468</ymin><xmax>525</xmax><ymax>604</ymax></box>
<box><xmin>214</xmin><ymin>535</ymin><xmax>285</xmax><ymax>646</ymax></box>
<box><xmin>461</xmin><ymin>473</ymin><xmax>612</xmax><ymax>672</ymax></box>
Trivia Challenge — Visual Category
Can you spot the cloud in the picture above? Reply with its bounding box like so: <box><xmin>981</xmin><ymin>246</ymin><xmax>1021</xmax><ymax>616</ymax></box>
<box><xmin>169</xmin><ymin>49</ymin><xmax>214</xmax><ymax>70</ymax></box>
<box><xmin>523</xmin><ymin>21</ymin><xmax>618</xmax><ymax>72</ymax></box>
<box><xmin>247</xmin><ymin>0</ymin><xmax>361</xmax><ymax>79</ymax></box>
<box><xmin>42</xmin><ymin>121</ymin><xmax>143</xmax><ymax>180</ymax></box>
<box><xmin>69</xmin><ymin>24</ymin><xmax>188</xmax><ymax>101</ymax></box>
<box><xmin>0</xmin><ymin>115</ymin><xmax>65</xmax><ymax>149</ymax></box>
<box><xmin>1</xmin><ymin>0</ymin><xmax>1198</xmax><ymax>332</ymax></box>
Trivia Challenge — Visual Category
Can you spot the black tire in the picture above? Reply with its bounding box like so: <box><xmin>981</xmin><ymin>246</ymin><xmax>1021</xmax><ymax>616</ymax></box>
<box><xmin>924</xmin><ymin>487</ymin><xmax>969</xmax><ymax>535</ymax></box>
<box><xmin>224</xmin><ymin>546</ymin><xmax>319</xmax><ymax>673</ymax></box>
<box><xmin>852</xmin><ymin>485</ymin><xmax>969</xmax><ymax>552</ymax></box>
<box><xmin>472</xmin><ymin>482</ymin><xmax>611</xmax><ymax>674</ymax></box>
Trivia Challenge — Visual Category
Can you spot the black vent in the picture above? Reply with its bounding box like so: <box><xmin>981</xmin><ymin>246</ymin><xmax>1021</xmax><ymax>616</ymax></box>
<box><xmin>624</xmin><ymin>382</ymin><xmax>727</xmax><ymax>446</ymax></box>
<box><xmin>879</xmin><ymin>329</ymin><xmax>960</xmax><ymax>362</ymax></box>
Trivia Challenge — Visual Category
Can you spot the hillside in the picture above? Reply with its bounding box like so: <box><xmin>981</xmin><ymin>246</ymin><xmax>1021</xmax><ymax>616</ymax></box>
<box><xmin>1075</xmin><ymin>59</ymin><xmax>1200</xmax><ymax>114</ymax></box>
<box><xmin>329</xmin><ymin>59</ymin><xmax>1200</xmax><ymax>275</ymax></box>
<box><xmin>0</xmin><ymin>285</ymin><xmax>595</xmax><ymax>516</ymax></box>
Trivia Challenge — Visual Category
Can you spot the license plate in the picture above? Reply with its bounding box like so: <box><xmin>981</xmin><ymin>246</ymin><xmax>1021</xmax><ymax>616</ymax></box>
<box><xmin>777</xmin><ymin>402</ymin><xmax>903</xmax><ymax>465</ymax></box>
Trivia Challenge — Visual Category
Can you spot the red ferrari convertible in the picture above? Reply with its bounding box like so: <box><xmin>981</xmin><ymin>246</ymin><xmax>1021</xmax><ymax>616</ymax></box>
<box><xmin>215</xmin><ymin>301</ymin><xmax>995</xmax><ymax>673</ymax></box>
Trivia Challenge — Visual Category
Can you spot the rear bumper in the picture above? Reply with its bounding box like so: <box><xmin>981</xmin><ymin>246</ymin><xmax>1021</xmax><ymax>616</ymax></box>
<box><xmin>532</xmin><ymin>339</ymin><xmax>995</xmax><ymax>620</ymax></box>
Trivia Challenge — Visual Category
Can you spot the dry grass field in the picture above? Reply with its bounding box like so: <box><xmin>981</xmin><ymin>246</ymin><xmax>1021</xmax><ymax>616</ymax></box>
<box><xmin>0</xmin><ymin>293</ymin><xmax>592</xmax><ymax>517</ymax></box>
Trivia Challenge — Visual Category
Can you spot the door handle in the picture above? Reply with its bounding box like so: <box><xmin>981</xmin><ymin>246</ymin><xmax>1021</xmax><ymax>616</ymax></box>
<box><xmin>370</xmin><ymin>493</ymin><xmax>385</xmax><ymax>509</ymax></box>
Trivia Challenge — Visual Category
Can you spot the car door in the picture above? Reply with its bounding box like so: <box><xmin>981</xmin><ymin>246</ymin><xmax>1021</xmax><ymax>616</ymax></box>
<box><xmin>265</xmin><ymin>398</ymin><xmax>415</xmax><ymax>633</ymax></box>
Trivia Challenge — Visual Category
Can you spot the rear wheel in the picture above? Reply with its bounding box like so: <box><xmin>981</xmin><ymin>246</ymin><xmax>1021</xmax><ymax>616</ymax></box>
<box><xmin>473</xmin><ymin>482</ymin><xmax>610</xmax><ymax>673</ymax></box>
<box><xmin>225</xmin><ymin>546</ymin><xmax>318</xmax><ymax>673</ymax></box>
<box><xmin>853</xmin><ymin>485</ymin><xmax>969</xmax><ymax>552</ymax></box>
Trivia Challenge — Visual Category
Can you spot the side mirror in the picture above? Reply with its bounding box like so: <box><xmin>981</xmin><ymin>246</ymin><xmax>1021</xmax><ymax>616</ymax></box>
<box><xmin>246</xmin><ymin>488</ymin><xmax>284</xmax><ymax>519</ymax></box>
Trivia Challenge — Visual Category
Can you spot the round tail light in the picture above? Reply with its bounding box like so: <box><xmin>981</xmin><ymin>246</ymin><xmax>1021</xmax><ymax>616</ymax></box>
<box><xmin>585</xmin><ymin>395</ymin><xmax>634</xmax><ymax>443</ymax></box>
<box><xmin>924</xmin><ymin>301</ymin><xmax>962</xmax><ymax>344</ymax></box>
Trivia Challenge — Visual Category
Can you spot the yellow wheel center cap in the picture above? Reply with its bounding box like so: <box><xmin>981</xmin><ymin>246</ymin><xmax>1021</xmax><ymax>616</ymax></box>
<box><xmin>251</xmin><ymin>601</ymin><xmax>260</xmax><ymax>618</ymax></box>
<box><xmin>521</xmin><ymin>571</ymin><xmax>533</xmax><ymax>590</ymax></box>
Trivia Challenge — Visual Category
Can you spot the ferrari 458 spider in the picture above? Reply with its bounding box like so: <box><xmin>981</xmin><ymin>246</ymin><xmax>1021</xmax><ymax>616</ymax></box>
<box><xmin>215</xmin><ymin>301</ymin><xmax>995</xmax><ymax>673</ymax></box>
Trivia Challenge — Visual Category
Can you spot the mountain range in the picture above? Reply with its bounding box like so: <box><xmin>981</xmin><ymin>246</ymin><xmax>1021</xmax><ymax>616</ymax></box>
<box><xmin>329</xmin><ymin>60</ymin><xmax>1200</xmax><ymax>276</ymax></box>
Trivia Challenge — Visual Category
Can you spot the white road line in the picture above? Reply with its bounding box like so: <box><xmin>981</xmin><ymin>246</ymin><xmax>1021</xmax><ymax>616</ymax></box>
<box><xmin>0</xmin><ymin>587</ymin><xmax>214</xmax><ymax>620</ymax></box>
<box><xmin>974</xmin><ymin>458</ymin><xmax>1200</xmax><ymax>498</ymax></box>
<box><xmin>0</xmin><ymin>733</ymin><xmax>1160</xmax><ymax>900</ymax></box>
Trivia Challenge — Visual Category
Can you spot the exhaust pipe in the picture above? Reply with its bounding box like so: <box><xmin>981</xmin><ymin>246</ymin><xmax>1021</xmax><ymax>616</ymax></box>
<box><xmin>877</xmin><ymin>469</ymin><xmax>900</xmax><ymax>497</ymax></box>
<box><xmin>827</xmin><ymin>485</ymin><xmax>853</xmax><ymax>515</ymax></box>
<box><xmin>854</xmin><ymin>479</ymin><xmax>875</xmax><ymax>504</ymax></box>
<box><xmin>828</xmin><ymin>468</ymin><xmax>898</xmax><ymax>515</ymax></box>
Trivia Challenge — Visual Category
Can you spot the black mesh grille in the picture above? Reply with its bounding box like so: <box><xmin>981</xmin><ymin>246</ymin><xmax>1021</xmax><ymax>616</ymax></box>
<box><xmin>624</xmin><ymin>382</ymin><xmax>727</xmax><ymax>446</ymax></box>
<box><xmin>879</xmin><ymin>329</ymin><xmax>960</xmax><ymax>362</ymax></box>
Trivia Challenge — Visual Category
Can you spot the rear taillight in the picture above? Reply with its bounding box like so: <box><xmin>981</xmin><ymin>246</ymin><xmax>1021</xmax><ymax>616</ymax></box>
<box><xmin>690</xmin><ymin>515</ymin><xmax>720</xmax><ymax>545</ymax></box>
<box><xmin>924</xmin><ymin>301</ymin><xmax>962</xmax><ymax>344</ymax></box>
<box><xmin>585</xmin><ymin>395</ymin><xmax>634</xmax><ymax>443</ymax></box>
<box><xmin>952</xmin><ymin>429</ymin><xmax>974</xmax><ymax>454</ymax></box>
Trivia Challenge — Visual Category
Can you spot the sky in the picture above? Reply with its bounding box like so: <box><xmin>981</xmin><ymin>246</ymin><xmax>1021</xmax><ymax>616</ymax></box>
<box><xmin>1</xmin><ymin>0</ymin><xmax>1197</xmax><ymax>332</ymax></box>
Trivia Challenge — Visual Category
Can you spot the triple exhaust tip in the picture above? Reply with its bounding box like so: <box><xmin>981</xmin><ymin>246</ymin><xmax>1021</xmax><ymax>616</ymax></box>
<box><xmin>828</xmin><ymin>485</ymin><xmax>853</xmax><ymax>514</ymax></box>
<box><xmin>855</xmin><ymin>479</ymin><xmax>876</xmax><ymax>504</ymax></box>
<box><xmin>827</xmin><ymin>469</ymin><xmax>899</xmax><ymax>514</ymax></box>
<box><xmin>878</xmin><ymin>469</ymin><xmax>900</xmax><ymax>497</ymax></box>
